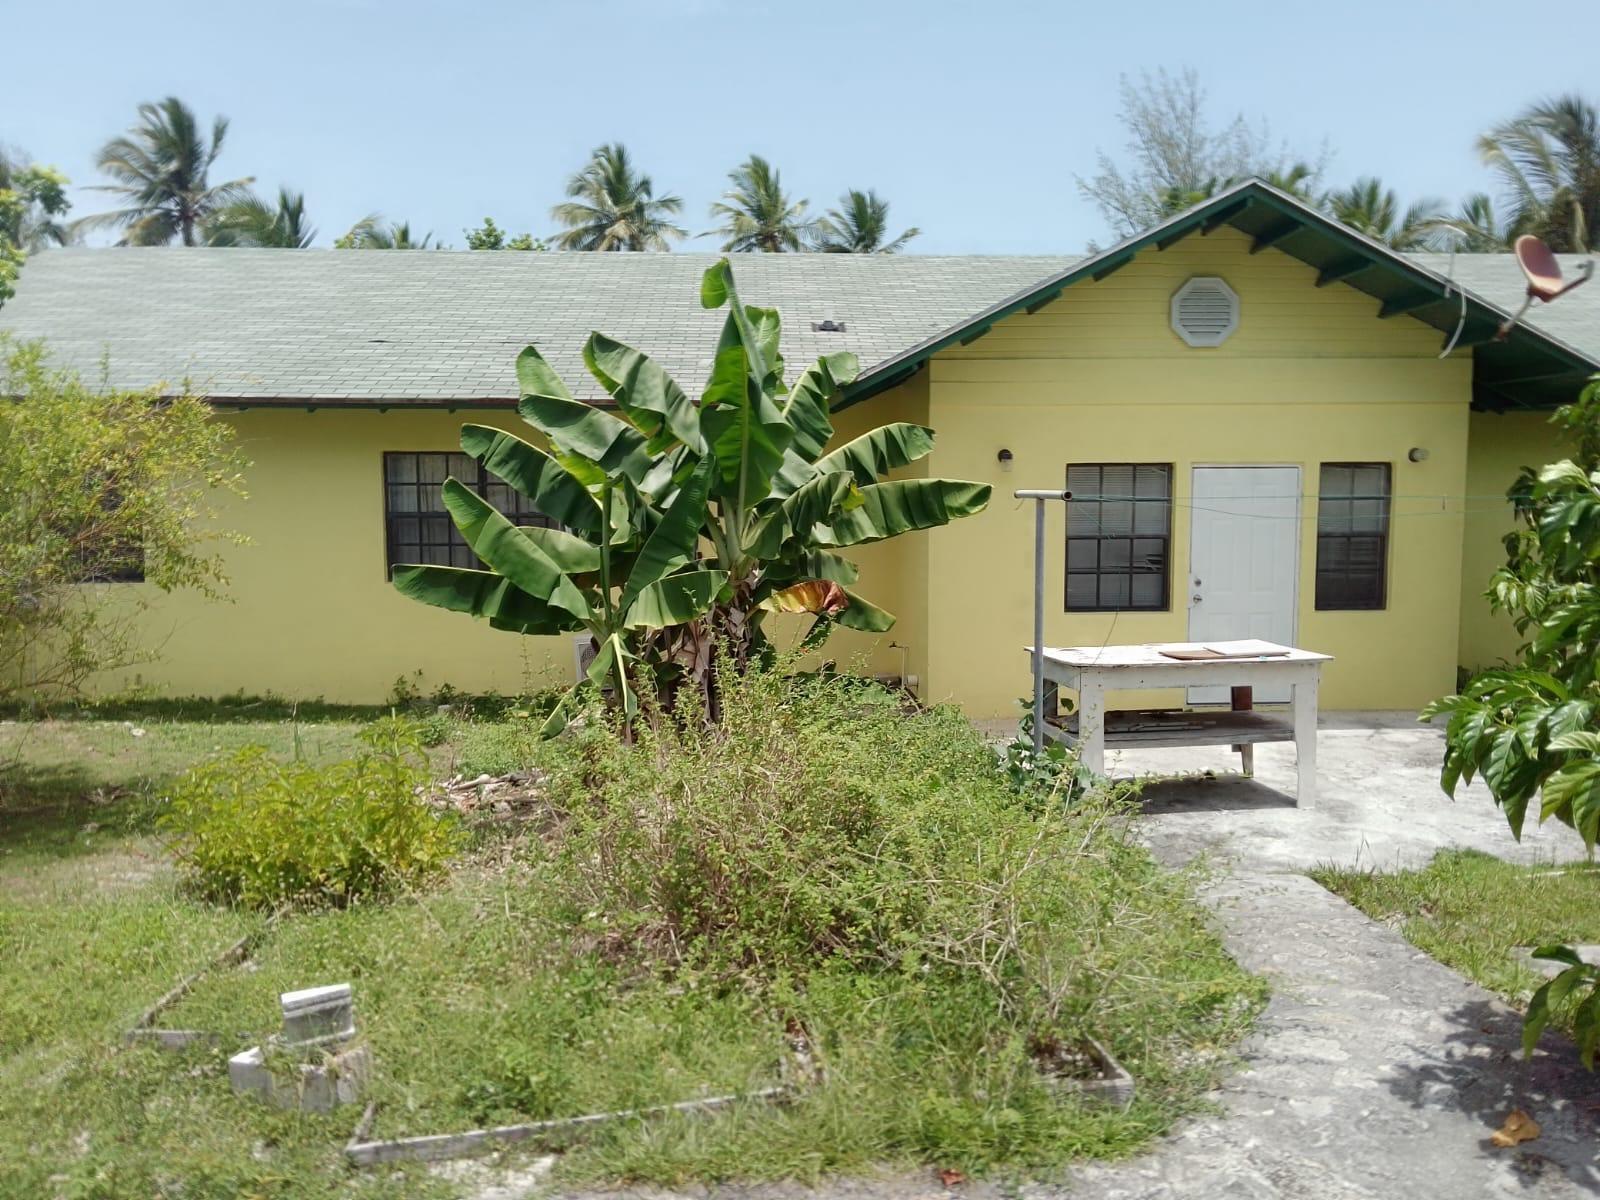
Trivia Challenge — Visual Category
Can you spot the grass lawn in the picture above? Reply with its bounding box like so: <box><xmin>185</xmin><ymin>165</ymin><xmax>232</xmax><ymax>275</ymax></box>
<box><xmin>0</xmin><ymin>702</ymin><xmax>1265</xmax><ymax>1198</ymax></box>
<box><xmin>1315</xmin><ymin>848</ymin><xmax>1600</xmax><ymax>1017</ymax></box>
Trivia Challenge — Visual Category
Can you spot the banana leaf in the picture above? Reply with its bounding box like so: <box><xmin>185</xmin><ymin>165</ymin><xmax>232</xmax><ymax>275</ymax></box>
<box><xmin>700</xmin><ymin>323</ymin><xmax>792</xmax><ymax>507</ymax></box>
<box><xmin>519</xmin><ymin>393</ymin><xmax>657</xmax><ymax>488</ymax></box>
<box><xmin>745</xmin><ymin>470</ymin><xmax>856</xmax><ymax>559</ymax></box>
<box><xmin>516</xmin><ymin>344</ymin><xmax>575</xmax><ymax>401</ymax></box>
<box><xmin>745</xmin><ymin>304</ymin><xmax>784</xmax><ymax>390</ymax></box>
<box><xmin>620</xmin><ymin>456</ymin><xmax>712</xmax><ymax>614</ymax></box>
<box><xmin>699</xmin><ymin>263</ymin><xmax>792</xmax><ymax>506</ymax></box>
<box><xmin>784</xmin><ymin>352</ymin><xmax>858</xmax><ymax>462</ymax></box>
<box><xmin>583</xmin><ymin>332</ymin><xmax>706</xmax><ymax>455</ymax></box>
<box><xmin>391</xmin><ymin>565</ymin><xmax>579</xmax><ymax>635</ymax></box>
<box><xmin>813</xmin><ymin>422</ymin><xmax>935</xmax><ymax>486</ymax></box>
<box><xmin>586</xmin><ymin>631</ymin><xmax>637</xmax><ymax>718</ymax></box>
<box><xmin>836</xmin><ymin>587</ymin><xmax>896</xmax><ymax>632</ymax></box>
<box><xmin>459</xmin><ymin>425</ymin><xmax>604</xmax><ymax>536</ymax></box>
<box><xmin>765</xmin><ymin>549</ymin><xmax>861</xmax><ymax>586</ymax></box>
<box><xmin>441</xmin><ymin>479</ymin><xmax>592</xmax><ymax>620</ymax></box>
<box><xmin>623</xmin><ymin>566</ymin><xmax>725</xmax><ymax>630</ymax></box>
<box><xmin>517</xmin><ymin>525</ymin><xmax>602</xmax><ymax>575</ymax></box>
<box><xmin>700</xmin><ymin>258</ymin><xmax>735</xmax><ymax>308</ymax></box>
<box><xmin>815</xmin><ymin>479</ymin><xmax>992</xmax><ymax>548</ymax></box>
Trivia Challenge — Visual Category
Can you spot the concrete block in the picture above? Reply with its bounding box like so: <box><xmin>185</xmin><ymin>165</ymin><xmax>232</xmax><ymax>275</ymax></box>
<box><xmin>280</xmin><ymin>983</ymin><xmax>355</xmax><ymax>1045</ymax></box>
<box><xmin>229</xmin><ymin>1041</ymin><xmax>371</xmax><ymax>1112</ymax></box>
<box><xmin>228</xmin><ymin>1045</ymin><xmax>274</xmax><ymax>1101</ymax></box>
<box><xmin>1512</xmin><ymin>944</ymin><xmax>1600</xmax><ymax>979</ymax></box>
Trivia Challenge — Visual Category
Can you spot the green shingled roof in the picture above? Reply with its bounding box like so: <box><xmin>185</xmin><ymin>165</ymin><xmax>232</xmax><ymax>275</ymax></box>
<box><xmin>2</xmin><ymin>181</ymin><xmax>1596</xmax><ymax>411</ymax></box>
<box><xmin>0</xmin><ymin>248</ymin><xmax>1078</xmax><ymax>405</ymax></box>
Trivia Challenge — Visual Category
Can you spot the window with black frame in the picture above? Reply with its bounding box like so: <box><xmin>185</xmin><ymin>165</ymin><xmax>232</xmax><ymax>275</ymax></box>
<box><xmin>1064</xmin><ymin>463</ymin><xmax>1172</xmax><ymax>611</ymax></box>
<box><xmin>1315</xmin><ymin>463</ymin><xmax>1390</xmax><ymax>610</ymax></box>
<box><xmin>73</xmin><ymin>482</ymin><xmax>144</xmax><ymax>583</ymax></box>
<box><xmin>383</xmin><ymin>452</ymin><xmax>557</xmax><ymax>576</ymax></box>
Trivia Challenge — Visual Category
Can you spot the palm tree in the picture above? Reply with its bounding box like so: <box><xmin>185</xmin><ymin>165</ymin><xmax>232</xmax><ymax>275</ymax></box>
<box><xmin>1262</xmin><ymin>162</ymin><xmax>1323</xmax><ymax>205</ymax></box>
<box><xmin>1327</xmin><ymin>177</ymin><xmax>1444</xmax><ymax>250</ymax></box>
<box><xmin>1479</xmin><ymin>94</ymin><xmax>1600</xmax><ymax>252</ymax></box>
<box><xmin>0</xmin><ymin>148</ymin><xmax>71</xmax><ymax>250</ymax></box>
<box><xmin>74</xmin><ymin>97</ymin><xmax>253</xmax><ymax>246</ymax></box>
<box><xmin>810</xmin><ymin>189</ymin><xmax>920</xmax><ymax>253</ymax></box>
<box><xmin>707</xmin><ymin>155</ymin><xmax>811</xmax><ymax>252</ymax></box>
<box><xmin>550</xmin><ymin>144</ymin><xmax>686</xmax><ymax>252</ymax></box>
<box><xmin>1426</xmin><ymin>193</ymin><xmax>1512</xmax><ymax>252</ymax></box>
<box><xmin>335</xmin><ymin>216</ymin><xmax>435</xmax><ymax>249</ymax></box>
<box><xmin>1149</xmin><ymin>161</ymin><xmax>1324</xmax><ymax>223</ymax></box>
<box><xmin>206</xmin><ymin>188</ymin><xmax>315</xmax><ymax>248</ymax></box>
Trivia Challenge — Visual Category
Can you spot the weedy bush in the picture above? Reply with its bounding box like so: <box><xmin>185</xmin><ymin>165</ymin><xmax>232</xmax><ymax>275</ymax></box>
<box><xmin>161</xmin><ymin>717</ymin><xmax>463</xmax><ymax>908</ymax></box>
<box><xmin>533</xmin><ymin>667</ymin><xmax>1228</xmax><ymax>1022</ymax></box>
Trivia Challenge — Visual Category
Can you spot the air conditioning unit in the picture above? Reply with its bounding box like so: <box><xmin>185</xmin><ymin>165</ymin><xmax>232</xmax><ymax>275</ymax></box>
<box><xmin>572</xmin><ymin>634</ymin><xmax>598</xmax><ymax>682</ymax></box>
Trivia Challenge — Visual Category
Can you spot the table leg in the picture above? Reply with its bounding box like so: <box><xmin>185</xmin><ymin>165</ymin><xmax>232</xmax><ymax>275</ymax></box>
<box><xmin>1292</xmin><ymin>671</ymin><xmax>1318</xmax><ymax>808</ymax></box>
<box><xmin>1231</xmin><ymin>685</ymin><xmax>1254</xmax><ymax>777</ymax></box>
<box><xmin>1078</xmin><ymin>677</ymin><xmax>1106</xmax><ymax>776</ymax></box>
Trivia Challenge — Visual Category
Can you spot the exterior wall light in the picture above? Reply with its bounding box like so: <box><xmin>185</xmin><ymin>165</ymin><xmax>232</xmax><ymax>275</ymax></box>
<box><xmin>997</xmin><ymin>448</ymin><xmax>1014</xmax><ymax>471</ymax></box>
<box><xmin>1408</xmin><ymin>447</ymin><xmax>1430</xmax><ymax>463</ymax></box>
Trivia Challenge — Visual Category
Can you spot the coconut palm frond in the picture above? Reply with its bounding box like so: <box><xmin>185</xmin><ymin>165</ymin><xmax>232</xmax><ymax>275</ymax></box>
<box><xmin>551</xmin><ymin>143</ymin><xmax>686</xmax><ymax>252</ymax></box>
<box><xmin>707</xmin><ymin>155</ymin><xmax>811</xmax><ymax>253</ymax></box>
<box><xmin>1480</xmin><ymin>95</ymin><xmax>1600</xmax><ymax>252</ymax></box>
<box><xmin>810</xmin><ymin>189</ymin><xmax>920</xmax><ymax>254</ymax></box>
<box><xmin>207</xmin><ymin>188</ymin><xmax>316</xmax><ymax>248</ymax></box>
<box><xmin>335</xmin><ymin>216</ymin><xmax>434</xmax><ymax>250</ymax></box>
<box><xmin>73</xmin><ymin>96</ymin><xmax>253</xmax><ymax>246</ymax></box>
<box><xmin>1328</xmin><ymin>177</ymin><xmax>1444</xmax><ymax>250</ymax></box>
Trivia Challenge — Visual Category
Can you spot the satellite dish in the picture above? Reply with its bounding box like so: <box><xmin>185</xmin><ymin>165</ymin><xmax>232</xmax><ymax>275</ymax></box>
<box><xmin>1499</xmin><ymin>235</ymin><xmax>1595</xmax><ymax>338</ymax></box>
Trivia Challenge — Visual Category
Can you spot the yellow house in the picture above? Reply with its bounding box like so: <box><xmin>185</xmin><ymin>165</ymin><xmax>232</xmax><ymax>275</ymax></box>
<box><xmin>3</xmin><ymin>181</ymin><xmax>1597</xmax><ymax>715</ymax></box>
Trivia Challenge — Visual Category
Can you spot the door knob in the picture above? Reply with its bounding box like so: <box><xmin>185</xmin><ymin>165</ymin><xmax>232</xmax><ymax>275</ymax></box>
<box><xmin>1192</xmin><ymin>594</ymin><xmax>1203</xmax><ymax>604</ymax></box>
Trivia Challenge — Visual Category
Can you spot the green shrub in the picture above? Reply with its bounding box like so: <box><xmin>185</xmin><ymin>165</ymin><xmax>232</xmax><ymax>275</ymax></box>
<box><xmin>161</xmin><ymin>717</ymin><xmax>463</xmax><ymax>908</ymax></box>
<box><xmin>534</xmin><ymin>668</ymin><xmax>1224</xmax><ymax>1017</ymax></box>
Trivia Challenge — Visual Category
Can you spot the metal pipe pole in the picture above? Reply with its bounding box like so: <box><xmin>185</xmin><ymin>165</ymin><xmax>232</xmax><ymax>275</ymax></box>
<box><xmin>1015</xmin><ymin>489</ymin><xmax>1070</xmax><ymax>759</ymax></box>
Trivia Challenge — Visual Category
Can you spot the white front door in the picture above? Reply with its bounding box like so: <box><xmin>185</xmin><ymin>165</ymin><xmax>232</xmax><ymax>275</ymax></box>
<box><xmin>1187</xmin><ymin>466</ymin><xmax>1301</xmax><ymax>704</ymax></box>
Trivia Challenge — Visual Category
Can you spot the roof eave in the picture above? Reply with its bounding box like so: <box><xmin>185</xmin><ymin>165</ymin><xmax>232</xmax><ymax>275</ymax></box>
<box><xmin>838</xmin><ymin>179</ymin><xmax>1600</xmax><ymax>413</ymax></box>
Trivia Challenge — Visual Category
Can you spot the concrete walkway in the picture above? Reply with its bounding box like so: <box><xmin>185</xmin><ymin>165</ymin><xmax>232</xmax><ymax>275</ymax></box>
<box><xmin>1052</xmin><ymin>717</ymin><xmax>1600</xmax><ymax>1197</ymax></box>
<box><xmin>1058</xmin><ymin>873</ymin><xmax>1600</xmax><ymax>1198</ymax></box>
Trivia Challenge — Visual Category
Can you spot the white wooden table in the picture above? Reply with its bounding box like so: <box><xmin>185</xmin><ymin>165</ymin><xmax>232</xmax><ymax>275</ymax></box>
<box><xmin>1027</xmin><ymin>640</ymin><xmax>1332</xmax><ymax>807</ymax></box>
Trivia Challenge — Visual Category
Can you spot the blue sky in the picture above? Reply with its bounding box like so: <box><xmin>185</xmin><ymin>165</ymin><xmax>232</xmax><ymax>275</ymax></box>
<box><xmin>7</xmin><ymin>0</ymin><xmax>1581</xmax><ymax>253</ymax></box>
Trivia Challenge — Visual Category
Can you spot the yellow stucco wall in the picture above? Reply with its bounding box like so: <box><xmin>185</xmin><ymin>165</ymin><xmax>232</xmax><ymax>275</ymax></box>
<box><xmin>117</xmin><ymin>409</ymin><xmax>576</xmax><ymax>701</ymax></box>
<box><xmin>914</xmin><ymin>227</ymin><xmax>1473</xmax><ymax>716</ymax></box>
<box><xmin>114</xmin><ymin>377</ymin><xmax>932</xmax><ymax>703</ymax></box>
<box><xmin>792</xmin><ymin>370</ymin><xmax>930</xmax><ymax>683</ymax></box>
<box><xmin>1457</xmin><ymin>409</ymin><xmax>1568</xmax><ymax>671</ymax></box>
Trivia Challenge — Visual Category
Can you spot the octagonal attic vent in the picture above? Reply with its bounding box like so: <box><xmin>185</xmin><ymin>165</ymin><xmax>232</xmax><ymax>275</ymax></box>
<box><xmin>1170</xmin><ymin>277</ymin><xmax>1239</xmax><ymax>347</ymax></box>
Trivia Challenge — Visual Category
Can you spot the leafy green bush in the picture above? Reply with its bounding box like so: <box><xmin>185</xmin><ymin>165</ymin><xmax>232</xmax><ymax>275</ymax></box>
<box><xmin>1426</xmin><ymin>376</ymin><xmax>1600</xmax><ymax>1065</ymax></box>
<box><xmin>161</xmin><ymin>717</ymin><xmax>463</xmax><ymax>908</ymax></box>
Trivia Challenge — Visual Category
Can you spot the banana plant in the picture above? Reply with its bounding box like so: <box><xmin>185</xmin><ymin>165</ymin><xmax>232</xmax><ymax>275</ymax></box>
<box><xmin>392</xmin><ymin>258</ymin><xmax>991</xmax><ymax>732</ymax></box>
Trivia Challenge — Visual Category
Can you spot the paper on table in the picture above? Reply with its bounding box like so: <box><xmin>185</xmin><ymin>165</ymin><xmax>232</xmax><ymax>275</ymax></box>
<box><xmin>1160</xmin><ymin>639</ymin><xmax>1291</xmax><ymax>661</ymax></box>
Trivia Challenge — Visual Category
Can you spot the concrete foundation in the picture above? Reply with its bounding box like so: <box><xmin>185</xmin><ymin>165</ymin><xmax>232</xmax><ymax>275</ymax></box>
<box><xmin>229</xmin><ymin>1041</ymin><xmax>371</xmax><ymax>1113</ymax></box>
<box><xmin>229</xmin><ymin>981</ymin><xmax>369</xmax><ymax>1112</ymax></box>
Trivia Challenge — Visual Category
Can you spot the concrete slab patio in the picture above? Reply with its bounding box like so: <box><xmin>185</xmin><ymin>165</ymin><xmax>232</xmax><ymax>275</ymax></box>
<box><xmin>980</xmin><ymin>712</ymin><xmax>1577</xmax><ymax>874</ymax></box>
